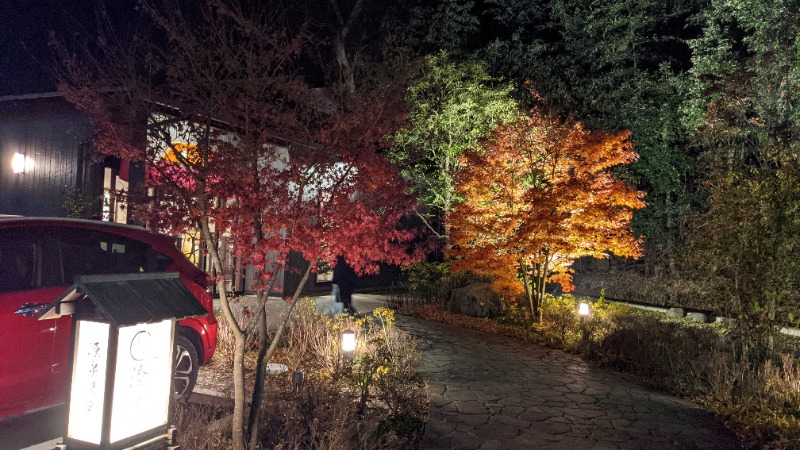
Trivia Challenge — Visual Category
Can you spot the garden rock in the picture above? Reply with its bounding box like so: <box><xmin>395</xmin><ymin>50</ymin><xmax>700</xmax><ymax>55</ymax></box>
<box><xmin>448</xmin><ymin>283</ymin><xmax>501</xmax><ymax>317</ymax></box>
<box><xmin>666</xmin><ymin>307</ymin><xmax>685</xmax><ymax>319</ymax></box>
<box><xmin>685</xmin><ymin>312</ymin><xmax>708</xmax><ymax>323</ymax></box>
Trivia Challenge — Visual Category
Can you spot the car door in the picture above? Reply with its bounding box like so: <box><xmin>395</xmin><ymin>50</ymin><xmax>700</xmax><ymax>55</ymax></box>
<box><xmin>46</xmin><ymin>226</ymin><xmax>115</xmax><ymax>408</ymax></box>
<box><xmin>40</xmin><ymin>231</ymin><xmax>74</xmax><ymax>401</ymax></box>
<box><xmin>0</xmin><ymin>228</ymin><xmax>60</xmax><ymax>417</ymax></box>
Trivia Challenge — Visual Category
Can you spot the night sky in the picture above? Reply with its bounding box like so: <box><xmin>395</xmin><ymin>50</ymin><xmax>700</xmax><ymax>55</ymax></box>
<box><xmin>0</xmin><ymin>0</ymin><xmax>140</xmax><ymax>96</ymax></box>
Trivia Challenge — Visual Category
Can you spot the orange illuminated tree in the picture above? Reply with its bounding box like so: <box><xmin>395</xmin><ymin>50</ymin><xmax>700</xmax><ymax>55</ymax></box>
<box><xmin>448</xmin><ymin>104</ymin><xmax>645</xmax><ymax>323</ymax></box>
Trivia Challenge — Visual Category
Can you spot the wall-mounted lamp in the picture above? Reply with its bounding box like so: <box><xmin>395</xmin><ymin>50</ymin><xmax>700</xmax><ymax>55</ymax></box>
<box><xmin>12</xmin><ymin>153</ymin><xmax>28</xmax><ymax>174</ymax></box>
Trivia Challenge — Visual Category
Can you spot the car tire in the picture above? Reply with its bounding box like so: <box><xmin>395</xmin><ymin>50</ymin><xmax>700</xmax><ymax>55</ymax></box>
<box><xmin>174</xmin><ymin>334</ymin><xmax>199</xmax><ymax>400</ymax></box>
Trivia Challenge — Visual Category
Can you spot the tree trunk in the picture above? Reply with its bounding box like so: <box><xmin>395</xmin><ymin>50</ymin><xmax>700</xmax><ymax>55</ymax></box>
<box><xmin>334</xmin><ymin>32</ymin><xmax>355</xmax><ymax>94</ymax></box>
<box><xmin>246</xmin><ymin>263</ymin><xmax>281</xmax><ymax>448</ymax></box>
<box><xmin>442</xmin><ymin>220</ymin><xmax>452</xmax><ymax>251</ymax></box>
<box><xmin>264</xmin><ymin>265</ymin><xmax>312</xmax><ymax>364</ymax></box>
<box><xmin>246</xmin><ymin>291</ymin><xmax>267</xmax><ymax>447</ymax></box>
<box><xmin>199</xmin><ymin>212</ymin><xmax>247</xmax><ymax>450</ymax></box>
<box><xmin>666</xmin><ymin>210</ymin><xmax>676</xmax><ymax>275</ymax></box>
<box><xmin>534</xmin><ymin>259</ymin><xmax>549</xmax><ymax>324</ymax></box>
<box><xmin>528</xmin><ymin>260</ymin><xmax>545</xmax><ymax>325</ymax></box>
<box><xmin>247</xmin><ymin>264</ymin><xmax>313</xmax><ymax>448</ymax></box>
<box><xmin>519</xmin><ymin>259</ymin><xmax>536</xmax><ymax>324</ymax></box>
<box><xmin>442</xmin><ymin>154</ymin><xmax>452</xmax><ymax>250</ymax></box>
<box><xmin>328</xmin><ymin>0</ymin><xmax>365</xmax><ymax>94</ymax></box>
<box><xmin>230</xmin><ymin>337</ymin><xmax>247</xmax><ymax>450</ymax></box>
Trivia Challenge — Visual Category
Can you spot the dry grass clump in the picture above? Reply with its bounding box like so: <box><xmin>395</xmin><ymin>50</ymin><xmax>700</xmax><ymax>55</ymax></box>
<box><xmin>254</xmin><ymin>376</ymin><xmax>416</xmax><ymax>450</ymax></box>
<box><xmin>213</xmin><ymin>299</ymin><xmax>261</xmax><ymax>370</ymax></box>
<box><xmin>173</xmin><ymin>402</ymin><xmax>232</xmax><ymax>449</ymax></box>
<box><xmin>181</xmin><ymin>298</ymin><xmax>426</xmax><ymax>449</ymax></box>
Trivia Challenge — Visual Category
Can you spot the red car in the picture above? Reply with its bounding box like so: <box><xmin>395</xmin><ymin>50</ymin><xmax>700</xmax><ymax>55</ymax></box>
<box><xmin>0</xmin><ymin>217</ymin><xmax>217</xmax><ymax>419</ymax></box>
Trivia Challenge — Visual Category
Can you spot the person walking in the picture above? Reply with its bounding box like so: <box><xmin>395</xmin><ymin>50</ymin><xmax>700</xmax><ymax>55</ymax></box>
<box><xmin>332</xmin><ymin>255</ymin><xmax>358</xmax><ymax>315</ymax></box>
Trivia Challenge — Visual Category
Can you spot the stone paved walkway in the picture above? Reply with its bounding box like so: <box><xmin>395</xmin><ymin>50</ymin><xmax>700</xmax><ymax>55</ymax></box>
<box><xmin>396</xmin><ymin>316</ymin><xmax>741</xmax><ymax>450</ymax></box>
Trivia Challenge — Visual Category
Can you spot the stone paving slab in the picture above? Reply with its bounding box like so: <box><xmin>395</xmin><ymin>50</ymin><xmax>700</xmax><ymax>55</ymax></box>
<box><xmin>396</xmin><ymin>316</ymin><xmax>741</xmax><ymax>450</ymax></box>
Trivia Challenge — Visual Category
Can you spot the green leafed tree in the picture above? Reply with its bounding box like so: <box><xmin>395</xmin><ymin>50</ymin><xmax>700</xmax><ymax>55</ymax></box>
<box><xmin>378</xmin><ymin>0</ymin><xmax>482</xmax><ymax>55</ymax></box>
<box><xmin>391</xmin><ymin>51</ymin><xmax>519</xmax><ymax>248</ymax></box>
<box><xmin>683</xmin><ymin>0</ymin><xmax>800</xmax><ymax>328</ymax></box>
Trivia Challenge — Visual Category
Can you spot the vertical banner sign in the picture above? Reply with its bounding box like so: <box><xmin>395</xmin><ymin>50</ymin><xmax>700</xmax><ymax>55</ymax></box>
<box><xmin>110</xmin><ymin>319</ymin><xmax>173</xmax><ymax>443</ymax></box>
<box><xmin>67</xmin><ymin>321</ymin><xmax>110</xmax><ymax>445</ymax></box>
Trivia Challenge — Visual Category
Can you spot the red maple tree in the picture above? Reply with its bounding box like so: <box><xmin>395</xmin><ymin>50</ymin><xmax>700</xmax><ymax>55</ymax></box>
<box><xmin>448</xmin><ymin>103</ymin><xmax>645</xmax><ymax>323</ymax></box>
<box><xmin>54</xmin><ymin>2</ymin><xmax>419</xmax><ymax>447</ymax></box>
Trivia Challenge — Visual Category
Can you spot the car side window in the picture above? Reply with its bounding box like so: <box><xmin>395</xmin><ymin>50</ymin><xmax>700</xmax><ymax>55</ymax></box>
<box><xmin>0</xmin><ymin>230</ymin><xmax>38</xmax><ymax>293</ymax></box>
<box><xmin>41</xmin><ymin>236</ymin><xmax>65</xmax><ymax>287</ymax></box>
<box><xmin>145</xmin><ymin>247</ymin><xmax>174</xmax><ymax>272</ymax></box>
<box><xmin>55</xmin><ymin>228</ymin><xmax>173</xmax><ymax>282</ymax></box>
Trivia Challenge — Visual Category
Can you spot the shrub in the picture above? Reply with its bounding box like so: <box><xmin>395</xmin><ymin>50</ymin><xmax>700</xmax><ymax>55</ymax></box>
<box><xmin>539</xmin><ymin>295</ymin><xmax>582</xmax><ymax>348</ymax></box>
<box><xmin>362</xmin><ymin>308</ymin><xmax>421</xmax><ymax>416</ymax></box>
<box><xmin>397</xmin><ymin>260</ymin><xmax>489</xmax><ymax>306</ymax></box>
<box><xmin>279</xmin><ymin>304</ymin><xmax>426</xmax><ymax>448</ymax></box>
<box><xmin>591</xmin><ymin>312</ymin><xmax>724</xmax><ymax>394</ymax></box>
<box><xmin>214</xmin><ymin>300</ymin><xmax>258</xmax><ymax>371</ymax></box>
<box><xmin>257</xmin><ymin>378</ymin><xmax>399</xmax><ymax>450</ymax></box>
<box><xmin>187</xmin><ymin>298</ymin><xmax>425</xmax><ymax>449</ymax></box>
<box><xmin>280</xmin><ymin>300</ymin><xmax>341</xmax><ymax>376</ymax></box>
<box><xmin>578</xmin><ymin>304</ymin><xmax>800</xmax><ymax>447</ymax></box>
<box><xmin>495</xmin><ymin>298</ymin><xmax>534</xmax><ymax>327</ymax></box>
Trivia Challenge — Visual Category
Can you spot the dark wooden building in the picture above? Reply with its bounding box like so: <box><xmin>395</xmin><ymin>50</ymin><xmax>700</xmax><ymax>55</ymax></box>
<box><xmin>0</xmin><ymin>92</ymin><xmax>316</xmax><ymax>295</ymax></box>
<box><xmin>0</xmin><ymin>93</ymin><xmax>98</xmax><ymax>217</ymax></box>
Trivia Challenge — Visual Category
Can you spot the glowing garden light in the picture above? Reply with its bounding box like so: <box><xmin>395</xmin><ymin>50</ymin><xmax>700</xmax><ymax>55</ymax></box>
<box><xmin>341</xmin><ymin>329</ymin><xmax>357</xmax><ymax>354</ymax></box>
<box><xmin>579</xmin><ymin>301</ymin><xmax>591</xmax><ymax>318</ymax></box>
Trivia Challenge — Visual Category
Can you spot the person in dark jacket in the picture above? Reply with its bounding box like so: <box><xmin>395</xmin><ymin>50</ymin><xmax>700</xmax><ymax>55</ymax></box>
<box><xmin>332</xmin><ymin>255</ymin><xmax>358</xmax><ymax>315</ymax></box>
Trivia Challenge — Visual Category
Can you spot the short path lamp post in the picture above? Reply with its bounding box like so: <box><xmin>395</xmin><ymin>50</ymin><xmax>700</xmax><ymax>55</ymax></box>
<box><xmin>261</xmin><ymin>362</ymin><xmax>305</xmax><ymax>394</ymax></box>
<box><xmin>578</xmin><ymin>301</ymin><xmax>591</xmax><ymax>321</ymax></box>
<box><xmin>336</xmin><ymin>329</ymin><xmax>358</xmax><ymax>377</ymax></box>
<box><xmin>577</xmin><ymin>301</ymin><xmax>592</xmax><ymax>348</ymax></box>
<box><xmin>341</xmin><ymin>329</ymin><xmax>357</xmax><ymax>359</ymax></box>
<box><xmin>38</xmin><ymin>273</ymin><xmax>208</xmax><ymax>450</ymax></box>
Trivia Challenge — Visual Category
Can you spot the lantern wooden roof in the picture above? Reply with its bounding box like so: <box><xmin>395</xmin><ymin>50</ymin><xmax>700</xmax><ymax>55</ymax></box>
<box><xmin>39</xmin><ymin>272</ymin><xmax>207</xmax><ymax>326</ymax></box>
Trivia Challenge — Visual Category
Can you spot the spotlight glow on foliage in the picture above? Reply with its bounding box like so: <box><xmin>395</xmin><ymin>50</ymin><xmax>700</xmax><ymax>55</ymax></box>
<box><xmin>448</xmin><ymin>94</ymin><xmax>645</xmax><ymax>324</ymax></box>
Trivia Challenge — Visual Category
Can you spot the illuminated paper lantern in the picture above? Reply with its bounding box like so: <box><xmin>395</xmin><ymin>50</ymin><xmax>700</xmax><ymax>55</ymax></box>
<box><xmin>39</xmin><ymin>273</ymin><xmax>207</xmax><ymax>449</ymax></box>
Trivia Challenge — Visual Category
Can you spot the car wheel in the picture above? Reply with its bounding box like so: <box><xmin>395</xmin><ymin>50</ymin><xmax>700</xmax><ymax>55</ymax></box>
<box><xmin>174</xmin><ymin>334</ymin><xmax>199</xmax><ymax>400</ymax></box>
